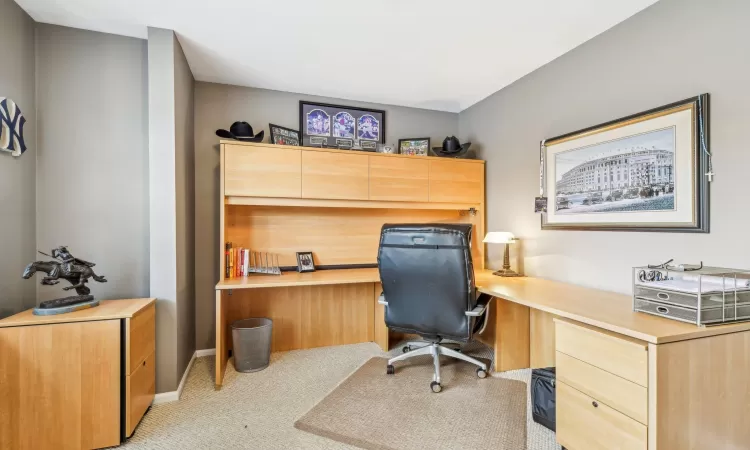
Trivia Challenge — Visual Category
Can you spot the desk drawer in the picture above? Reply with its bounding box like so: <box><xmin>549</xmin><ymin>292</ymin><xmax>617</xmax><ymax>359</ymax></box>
<box><xmin>558</xmin><ymin>382</ymin><xmax>646</xmax><ymax>450</ymax></box>
<box><xmin>557</xmin><ymin>352</ymin><xmax>647</xmax><ymax>424</ymax></box>
<box><xmin>127</xmin><ymin>303</ymin><xmax>155</xmax><ymax>375</ymax></box>
<box><xmin>556</xmin><ymin>320</ymin><xmax>648</xmax><ymax>387</ymax></box>
<box><xmin>126</xmin><ymin>351</ymin><xmax>155</xmax><ymax>437</ymax></box>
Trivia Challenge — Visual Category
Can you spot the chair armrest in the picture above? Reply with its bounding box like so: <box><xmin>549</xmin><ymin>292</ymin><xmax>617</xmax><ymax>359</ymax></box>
<box><xmin>378</xmin><ymin>293</ymin><xmax>388</xmax><ymax>306</ymax></box>
<box><xmin>465</xmin><ymin>293</ymin><xmax>492</xmax><ymax>317</ymax></box>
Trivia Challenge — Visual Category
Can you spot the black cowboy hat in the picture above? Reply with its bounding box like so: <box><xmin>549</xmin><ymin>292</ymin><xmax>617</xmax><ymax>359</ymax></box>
<box><xmin>432</xmin><ymin>136</ymin><xmax>471</xmax><ymax>157</ymax></box>
<box><xmin>216</xmin><ymin>121</ymin><xmax>265</xmax><ymax>142</ymax></box>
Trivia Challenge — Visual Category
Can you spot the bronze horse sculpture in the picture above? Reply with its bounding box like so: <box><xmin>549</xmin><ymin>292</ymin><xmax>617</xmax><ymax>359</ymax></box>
<box><xmin>23</xmin><ymin>260</ymin><xmax>107</xmax><ymax>296</ymax></box>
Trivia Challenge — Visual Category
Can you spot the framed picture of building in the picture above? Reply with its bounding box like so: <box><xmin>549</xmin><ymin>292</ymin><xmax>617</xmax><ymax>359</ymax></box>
<box><xmin>541</xmin><ymin>94</ymin><xmax>709</xmax><ymax>232</ymax></box>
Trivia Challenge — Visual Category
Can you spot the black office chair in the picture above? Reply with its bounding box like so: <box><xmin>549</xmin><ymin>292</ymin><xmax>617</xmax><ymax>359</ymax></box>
<box><xmin>377</xmin><ymin>223</ymin><xmax>492</xmax><ymax>393</ymax></box>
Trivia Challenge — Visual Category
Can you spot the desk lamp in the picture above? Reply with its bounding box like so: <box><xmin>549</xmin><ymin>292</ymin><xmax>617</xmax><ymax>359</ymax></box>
<box><xmin>483</xmin><ymin>232</ymin><xmax>521</xmax><ymax>277</ymax></box>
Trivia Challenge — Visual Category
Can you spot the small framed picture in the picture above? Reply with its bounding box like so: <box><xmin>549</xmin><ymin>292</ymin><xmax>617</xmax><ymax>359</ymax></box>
<box><xmin>296</xmin><ymin>251</ymin><xmax>315</xmax><ymax>273</ymax></box>
<box><xmin>398</xmin><ymin>138</ymin><xmax>430</xmax><ymax>156</ymax></box>
<box><xmin>269</xmin><ymin>123</ymin><xmax>300</xmax><ymax>146</ymax></box>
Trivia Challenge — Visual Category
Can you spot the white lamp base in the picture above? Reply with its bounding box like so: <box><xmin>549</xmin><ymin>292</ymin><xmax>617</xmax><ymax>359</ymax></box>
<box><xmin>492</xmin><ymin>268</ymin><xmax>522</xmax><ymax>277</ymax></box>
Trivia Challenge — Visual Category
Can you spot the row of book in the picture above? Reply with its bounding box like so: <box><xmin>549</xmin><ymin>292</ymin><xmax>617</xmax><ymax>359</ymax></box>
<box><xmin>225</xmin><ymin>243</ymin><xmax>281</xmax><ymax>277</ymax></box>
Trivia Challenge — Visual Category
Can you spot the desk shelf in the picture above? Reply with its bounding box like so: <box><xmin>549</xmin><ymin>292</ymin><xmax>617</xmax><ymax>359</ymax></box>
<box><xmin>216</xmin><ymin>268</ymin><xmax>381</xmax><ymax>290</ymax></box>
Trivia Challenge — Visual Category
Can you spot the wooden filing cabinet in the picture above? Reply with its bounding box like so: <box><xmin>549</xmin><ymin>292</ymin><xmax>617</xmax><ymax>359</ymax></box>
<box><xmin>0</xmin><ymin>298</ymin><xmax>156</xmax><ymax>450</ymax></box>
<box><xmin>555</xmin><ymin>319</ymin><xmax>648</xmax><ymax>450</ymax></box>
<box><xmin>301</xmin><ymin>151</ymin><xmax>369</xmax><ymax>200</ymax></box>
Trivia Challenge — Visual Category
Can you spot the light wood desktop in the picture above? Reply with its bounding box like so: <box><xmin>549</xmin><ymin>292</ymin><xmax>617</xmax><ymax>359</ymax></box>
<box><xmin>214</xmin><ymin>141</ymin><xmax>747</xmax><ymax>449</ymax></box>
<box><xmin>0</xmin><ymin>298</ymin><xmax>155</xmax><ymax>450</ymax></box>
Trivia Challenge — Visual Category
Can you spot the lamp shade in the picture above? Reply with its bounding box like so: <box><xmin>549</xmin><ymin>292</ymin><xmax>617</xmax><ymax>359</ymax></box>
<box><xmin>483</xmin><ymin>231</ymin><xmax>516</xmax><ymax>244</ymax></box>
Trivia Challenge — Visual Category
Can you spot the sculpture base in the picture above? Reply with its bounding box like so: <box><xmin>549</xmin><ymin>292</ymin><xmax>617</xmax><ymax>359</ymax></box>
<box><xmin>34</xmin><ymin>295</ymin><xmax>99</xmax><ymax>316</ymax></box>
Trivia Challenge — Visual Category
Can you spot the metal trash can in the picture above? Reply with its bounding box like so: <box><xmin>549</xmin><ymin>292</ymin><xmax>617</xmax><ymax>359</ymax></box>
<box><xmin>231</xmin><ymin>318</ymin><xmax>273</xmax><ymax>373</ymax></box>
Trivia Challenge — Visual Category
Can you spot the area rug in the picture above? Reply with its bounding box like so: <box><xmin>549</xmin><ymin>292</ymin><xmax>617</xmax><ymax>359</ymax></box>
<box><xmin>295</xmin><ymin>355</ymin><xmax>527</xmax><ymax>450</ymax></box>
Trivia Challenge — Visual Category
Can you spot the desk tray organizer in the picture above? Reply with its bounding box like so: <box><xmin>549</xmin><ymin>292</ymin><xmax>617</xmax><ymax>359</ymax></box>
<box><xmin>633</xmin><ymin>266</ymin><xmax>750</xmax><ymax>326</ymax></box>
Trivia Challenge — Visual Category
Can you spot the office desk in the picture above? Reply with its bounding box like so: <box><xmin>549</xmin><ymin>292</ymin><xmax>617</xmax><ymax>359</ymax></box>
<box><xmin>216</xmin><ymin>271</ymin><xmax>749</xmax><ymax>449</ymax></box>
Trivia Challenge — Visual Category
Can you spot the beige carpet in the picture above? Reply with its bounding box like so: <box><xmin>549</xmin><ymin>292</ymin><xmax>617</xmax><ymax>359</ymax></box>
<box><xmin>295</xmin><ymin>356</ymin><xmax>527</xmax><ymax>450</ymax></box>
<box><xmin>119</xmin><ymin>342</ymin><xmax>560</xmax><ymax>450</ymax></box>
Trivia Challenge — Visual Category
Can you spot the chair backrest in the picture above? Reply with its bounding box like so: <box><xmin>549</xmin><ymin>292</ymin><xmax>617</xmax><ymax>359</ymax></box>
<box><xmin>377</xmin><ymin>224</ymin><xmax>476</xmax><ymax>341</ymax></box>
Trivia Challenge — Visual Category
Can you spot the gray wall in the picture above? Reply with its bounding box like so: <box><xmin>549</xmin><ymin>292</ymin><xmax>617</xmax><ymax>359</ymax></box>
<box><xmin>174</xmin><ymin>33</ymin><xmax>196</xmax><ymax>385</ymax></box>
<box><xmin>0</xmin><ymin>0</ymin><xmax>36</xmax><ymax>319</ymax></box>
<box><xmin>148</xmin><ymin>27</ymin><xmax>196</xmax><ymax>392</ymax></box>
<box><xmin>194</xmin><ymin>83</ymin><xmax>459</xmax><ymax>349</ymax></box>
<box><xmin>35</xmin><ymin>24</ymin><xmax>149</xmax><ymax>304</ymax></box>
<box><xmin>459</xmin><ymin>0</ymin><xmax>750</xmax><ymax>294</ymax></box>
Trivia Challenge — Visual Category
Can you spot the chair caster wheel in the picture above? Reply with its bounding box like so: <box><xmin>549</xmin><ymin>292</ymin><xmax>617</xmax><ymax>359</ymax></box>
<box><xmin>402</xmin><ymin>346</ymin><xmax>410</xmax><ymax>353</ymax></box>
<box><xmin>430</xmin><ymin>381</ymin><xmax>442</xmax><ymax>393</ymax></box>
<box><xmin>386</xmin><ymin>365</ymin><xmax>395</xmax><ymax>375</ymax></box>
<box><xmin>476</xmin><ymin>368</ymin><xmax>488</xmax><ymax>379</ymax></box>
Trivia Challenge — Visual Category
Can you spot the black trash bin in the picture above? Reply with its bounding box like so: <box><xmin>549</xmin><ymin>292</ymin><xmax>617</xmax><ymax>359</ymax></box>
<box><xmin>531</xmin><ymin>367</ymin><xmax>556</xmax><ymax>432</ymax></box>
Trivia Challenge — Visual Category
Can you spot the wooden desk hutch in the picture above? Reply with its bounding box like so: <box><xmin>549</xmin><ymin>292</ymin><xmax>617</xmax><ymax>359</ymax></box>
<box><xmin>214</xmin><ymin>141</ymin><xmax>486</xmax><ymax>387</ymax></box>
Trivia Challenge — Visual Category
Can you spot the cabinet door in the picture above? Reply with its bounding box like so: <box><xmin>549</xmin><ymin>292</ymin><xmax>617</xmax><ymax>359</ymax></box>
<box><xmin>224</xmin><ymin>144</ymin><xmax>301</xmax><ymax>198</ymax></box>
<box><xmin>428</xmin><ymin>160</ymin><xmax>484</xmax><ymax>203</ymax></box>
<box><xmin>369</xmin><ymin>156</ymin><xmax>429</xmax><ymax>202</ymax></box>
<box><xmin>302</xmin><ymin>151</ymin><xmax>369</xmax><ymax>200</ymax></box>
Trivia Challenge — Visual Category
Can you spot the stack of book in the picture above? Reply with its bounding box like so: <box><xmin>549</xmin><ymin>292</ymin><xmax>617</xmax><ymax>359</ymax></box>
<box><xmin>225</xmin><ymin>243</ymin><xmax>281</xmax><ymax>277</ymax></box>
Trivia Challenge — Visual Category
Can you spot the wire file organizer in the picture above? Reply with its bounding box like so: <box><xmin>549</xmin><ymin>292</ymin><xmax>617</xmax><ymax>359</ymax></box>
<box><xmin>633</xmin><ymin>265</ymin><xmax>750</xmax><ymax>326</ymax></box>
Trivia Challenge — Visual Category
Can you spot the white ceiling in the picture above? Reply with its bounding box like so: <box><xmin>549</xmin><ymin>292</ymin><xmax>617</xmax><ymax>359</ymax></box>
<box><xmin>16</xmin><ymin>0</ymin><xmax>657</xmax><ymax>112</ymax></box>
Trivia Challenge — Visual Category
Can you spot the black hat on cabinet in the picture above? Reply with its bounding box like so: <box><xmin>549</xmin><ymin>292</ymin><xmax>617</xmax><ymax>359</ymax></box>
<box><xmin>216</xmin><ymin>121</ymin><xmax>265</xmax><ymax>142</ymax></box>
<box><xmin>432</xmin><ymin>136</ymin><xmax>471</xmax><ymax>157</ymax></box>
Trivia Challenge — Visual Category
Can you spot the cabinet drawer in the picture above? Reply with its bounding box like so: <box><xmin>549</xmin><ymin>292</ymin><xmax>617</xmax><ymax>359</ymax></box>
<box><xmin>557</xmin><ymin>352</ymin><xmax>647</xmax><ymax>424</ymax></box>
<box><xmin>556</xmin><ymin>320</ymin><xmax>648</xmax><ymax>386</ymax></box>
<box><xmin>428</xmin><ymin>160</ymin><xmax>484</xmax><ymax>203</ymax></box>
<box><xmin>558</xmin><ymin>382</ymin><xmax>646</xmax><ymax>450</ymax></box>
<box><xmin>301</xmin><ymin>151</ymin><xmax>369</xmax><ymax>200</ymax></box>
<box><xmin>369</xmin><ymin>156</ymin><xmax>428</xmax><ymax>202</ymax></box>
<box><xmin>225</xmin><ymin>144</ymin><xmax>302</xmax><ymax>198</ymax></box>
<box><xmin>126</xmin><ymin>351</ymin><xmax>155</xmax><ymax>437</ymax></box>
<box><xmin>127</xmin><ymin>303</ymin><xmax>155</xmax><ymax>375</ymax></box>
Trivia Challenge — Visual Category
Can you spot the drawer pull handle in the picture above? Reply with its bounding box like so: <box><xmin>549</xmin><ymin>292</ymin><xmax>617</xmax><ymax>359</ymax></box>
<box><xmin>656</xmin><ymin>306</ymin><xmax>670</xmax><ymax>314</ymax></box>
<box><xmin>592</xmin><ymin>401</ymin><xmax>599</xmax><ymax>408</ymax></box>
<box><xmin>657</xmin><ymin>292</ymin><xmax>670</xmax><ymax>301</ymax></box>
<box><xmin>143</xmin><ymin>360</ymin><xmax>147</xmax><ymax>366</ymax></box>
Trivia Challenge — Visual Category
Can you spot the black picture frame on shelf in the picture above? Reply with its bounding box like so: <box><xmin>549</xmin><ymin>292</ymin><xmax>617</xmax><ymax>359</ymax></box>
<box><xmin>269</xmin><ymin>123</ymin><xmax>300</xmax><ymax>146</ymax></box>
<box><xmin>299</xmin><ymin>101</ymin><xmax>385</xmax><ymax>149</ymax></box>
<box><xmin>296</xmin><ymin>251</ymin><xmax>316</xmax><ymax>273</ymax></box>
<box><xmin>398</xmin><ymin>138</ymin><xmax>430</xmax><ymax>156</ymax></box>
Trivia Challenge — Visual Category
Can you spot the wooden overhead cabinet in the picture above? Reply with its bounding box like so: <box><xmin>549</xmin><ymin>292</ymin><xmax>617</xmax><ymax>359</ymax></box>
<box><xmin>224</xmin><ymin>144</ymin><xmax>302</xmax><ymax>198</ymax></box>
<box><xmin>429</xmin><ymin>159</ymin><xmax>484</xmax><ymax>203</ymax></box>
<box><xmin>302</xmin><ymin>151</ymin><xmax>369</xmax><ymax>200</ymax></box>
<box><xmin>369</xmin><ymin>156</ymin><xmax>429</xmax><ymax>202</ymax></box>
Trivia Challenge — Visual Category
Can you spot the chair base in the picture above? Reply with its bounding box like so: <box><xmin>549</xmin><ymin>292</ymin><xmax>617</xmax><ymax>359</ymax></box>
<box><xmin>386</xmin><ymin>341</ymin><xmax>488</xmax><ymax>392</ymax></box>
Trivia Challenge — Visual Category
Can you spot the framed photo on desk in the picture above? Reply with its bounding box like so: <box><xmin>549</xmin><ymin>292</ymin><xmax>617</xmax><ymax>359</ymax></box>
<box><xmin>296</xmin><ymin>251</ymin><xmax>315</xmax><ymax>273</ymax></box>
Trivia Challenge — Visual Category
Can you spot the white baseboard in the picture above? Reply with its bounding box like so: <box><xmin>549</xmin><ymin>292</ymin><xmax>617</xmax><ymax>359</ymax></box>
<box><xmin>195</xmin><ymin>348</ymin><xmax>216</xmax><ymax>357</ymax></box>
<box><xmin>153</xmin><ymin>348</ymin><xmax>203</xmax><ymax>405</ymax></box>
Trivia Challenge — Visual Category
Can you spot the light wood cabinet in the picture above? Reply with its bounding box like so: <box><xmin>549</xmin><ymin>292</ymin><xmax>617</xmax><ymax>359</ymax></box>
<box><xmin>126</xmin><ymin>351</ymin><xmax>155</xmax><ymax>436</ymax></box>
<box><xmin>558</xmin><ymin>381</ymin><xmax>647</xmax><ymax>450</ymax></box>
<box><xmin>557</xmin><ymin>351</ymin><xmax>647</xmax><ymax>424</ymax></box>
<box><xmin>225</xmin><ymin>144</ymin><xmax>301</xmax><ymax>198</ymax></box>
<box><xmin>556</xmin><ymin>319</ymin><xmax>648</xmax><ymax>386</ymax></box>
<box><xmin>428</xmin><ymin>160</ymin><xmax>484</xmax><ymax>203</ymax></box>
<box><xmin>127</xmin><ymin>302</ymin><xmax>155</xmax><ymax>374</ymax></box>
<box><xmin>302</xmin><ymin>151</ymin><xmax>369</xmax><ymax>200</ymax></box>
<box><xmin>369</xmin><ymin>156</ymin><xmax>429</xmax><ymax>202</ymax></box>
<box><xmin>0</xmin><ymin>298</ymin><xmax>155</xmax><ymax>449</ymax></box>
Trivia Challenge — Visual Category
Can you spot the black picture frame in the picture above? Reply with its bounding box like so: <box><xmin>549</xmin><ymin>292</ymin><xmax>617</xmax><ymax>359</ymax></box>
<box><xmin>299</xmin><ymin>101</ymin><xmax>386</xmax><ymax>149</ymax></box>
<box><xmin>269</xmin><ymin>123</ymin><xmax>300</xmax><ymax>146</ymax></box>
<box><xmin>541</xmin><ymin>94</ymin><xmax>709</xmax><ymax>233</ymax></box>
<box><xmin>398</xmin><ymin>137</ymin><xmax>430</xmax><ymax>156</ymax></box>
<box><xmin>296</xmin><ymin>251</ymin><xmax>316</xmax><ymax>273</ymax></box>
